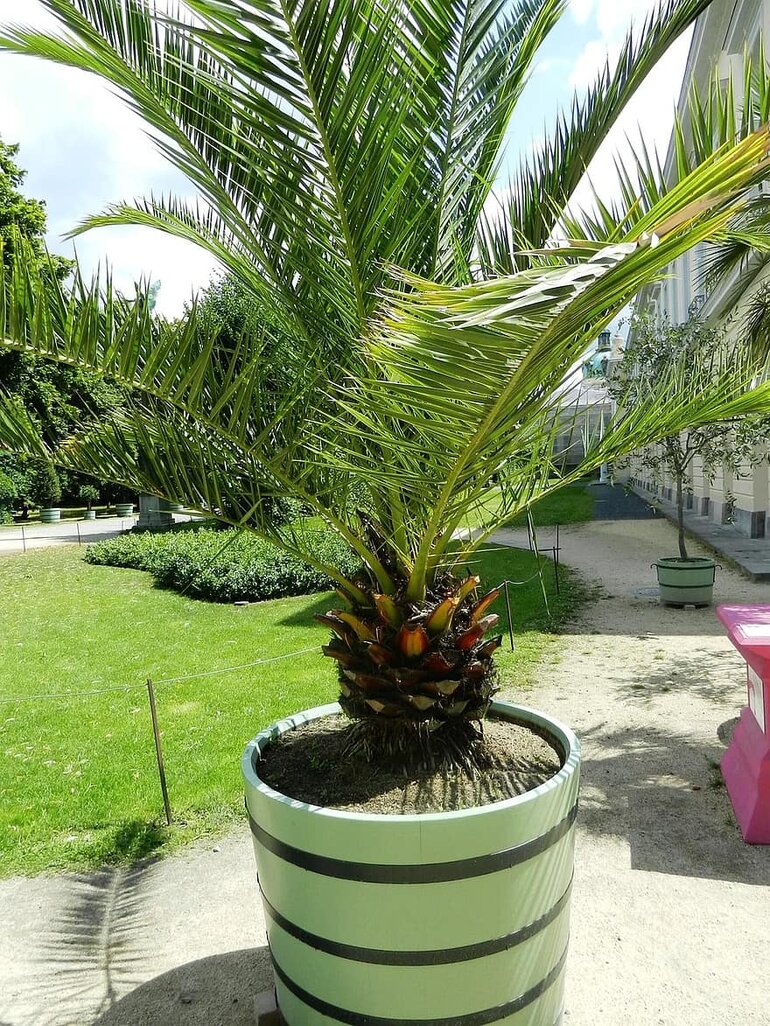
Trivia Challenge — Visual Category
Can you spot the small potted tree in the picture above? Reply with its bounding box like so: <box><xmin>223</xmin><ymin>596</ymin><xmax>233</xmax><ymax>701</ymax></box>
<box><xmin>78</xmin><ymin>483</ymin><xmax>100</xmax><ymax>520</ymax></box>
<box><xmin>613</xmin><ymin>314</ymin><xmax>770</xmax><ymax>606</ymax></box>
<box><xmin>30</xmin><ymin>460</ymin><xmax>62</xmax><ymax>524</ymax></box>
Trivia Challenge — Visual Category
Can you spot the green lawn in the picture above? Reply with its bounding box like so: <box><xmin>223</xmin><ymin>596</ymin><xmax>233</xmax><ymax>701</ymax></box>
<box><xmin>507</xmin><ymin>483</ymin><xmax>595</xmax><ymax>527</ymax></box>
<box><xmin>457</xmin><ymin>482</ymin><xmax>595</xmax><ymax>533</ymax></box>
<box><xmin>0</xmin><ymin>543</ymin><xmax>585</xmax><ymax>876</ymax></box>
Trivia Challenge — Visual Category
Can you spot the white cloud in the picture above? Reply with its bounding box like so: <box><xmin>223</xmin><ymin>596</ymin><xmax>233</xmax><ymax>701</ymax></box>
<box><xmin>570</xmin><ymin>0</ymin><xmax>594</xmax><ymax>27</ymax></box>
<box><xmin>569</xmin><ymin>39</ymin><xmax>619</xmax><ymax>89</ymax></box>
<box><xmin>570</xmin><ymin>0</ymin><xmax>663</xmax><ymax>88</ymax></box>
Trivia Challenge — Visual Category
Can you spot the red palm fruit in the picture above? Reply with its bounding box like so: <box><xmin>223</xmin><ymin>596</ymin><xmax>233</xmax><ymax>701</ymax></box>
<box><xmin>454</xmin><ymin>574</ymin><xmax>481</xmax><ymax>604</ymax></box>
<box><xmin>464</xmin><ymin>661</ymin><xmax>486</xmax><ymax>680</ymax></box>
<box><xmin>396</xmin><ymin>623</ymin><xmax>430</xmax><ymax>658</ymax></box>
<box><xmin>426</xmin><ymin>596</ymin><xmax>459</xmax><ymax>635</ymax></box>
<box><xmin>350</xmin><ymin>673</ymin><xmax>390</xmax><ymax>692</ymax></box>
<box><xmin>391</xmin><ymin>667</ymin><xmax>430</xmax><ymax>687</ymax></box>
<box><xmin>322</xmin><ymin>644</ymin><xmax>360</xmax><ymax>668</ymax></box>
<box><xmin>470</xmin><ymin>587</ymin><xmax>502</xmax><ymax>623</ymax></box>
<box><xmin>373</xmin><ymin>593</ymin><xmax>403</xmax><ymax>628</ymax></box>
<box><xmin>456</xmin><ymin>624</ymin><xmax>485</xmax><ymax>650</ymax></box>
<box><xmin>421</xmin><ymin>651</ymin><xmax>458</xmax><ymax>673</ymax></box>
<box><xmin>477</xmin><ymin>636</ymin><xmax>503</xmax><ymax>659</ymax></box>
<box><xmin>337</xmin><ymin>611</ymin><xmax>378</xmax><ymax>642</ymax></box>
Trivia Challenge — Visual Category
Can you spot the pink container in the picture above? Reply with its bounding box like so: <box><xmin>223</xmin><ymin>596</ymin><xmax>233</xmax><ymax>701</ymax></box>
<box><xmin>716</xmin><ymin>605</ymin><xmax>770</xmax><ymax>844</ymax></box>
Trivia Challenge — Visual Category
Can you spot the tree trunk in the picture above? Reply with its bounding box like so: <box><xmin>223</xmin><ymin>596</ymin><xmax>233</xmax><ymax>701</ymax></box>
<box><xmin>676</xmin><ymin>472</ymin><xmax>687</xmax><ymax>559</ymax></box>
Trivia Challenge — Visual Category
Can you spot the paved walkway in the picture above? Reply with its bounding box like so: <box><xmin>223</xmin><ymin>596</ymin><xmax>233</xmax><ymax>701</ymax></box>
<box><xmin>2</xmin><ymin>516</ymin><xmax>769</xmax><ymax>1025</ymax></box>
<box><xmin>0</xmin><ymin>516</ymin><xmax>135</xmax><ymax>553</ymax></box>
<box><xmin>0</xmin><ymin>514</ymin><xmax>196</xmax><ymax>554</ymax></box>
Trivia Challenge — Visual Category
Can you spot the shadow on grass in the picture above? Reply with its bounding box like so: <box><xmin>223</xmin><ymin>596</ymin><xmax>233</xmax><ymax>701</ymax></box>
<box><xmin>92</xmin><ymin>947</ymin><xmax>273</xmax><ymax>1025</ymax></box>
<box><xmin>276</xmin><ymin>591</ymin><xmax>334</xmax><ymax>628</ymax></box>
<box><xmin>577</xmin><ymin>720</ymin><xmax>770</xmax><ymax>885</ymax></box>
<box><xmin>105</xmin><ymin>819</ymin><xmax>168</xmax><ymax>864</ymax></box>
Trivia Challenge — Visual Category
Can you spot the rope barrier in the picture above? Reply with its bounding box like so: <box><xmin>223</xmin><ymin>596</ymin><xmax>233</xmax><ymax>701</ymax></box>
<box><xmin>0</xmin><ymin>646</ymin><xmax>321</xmax><ymax>705</ymax></box>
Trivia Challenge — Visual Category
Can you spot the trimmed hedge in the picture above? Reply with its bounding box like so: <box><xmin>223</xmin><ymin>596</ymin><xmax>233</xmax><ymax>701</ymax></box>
<box><xmin>85</xmin><ymin>526</ymin><xmax>361</xmax><ymax>602</ymax></box>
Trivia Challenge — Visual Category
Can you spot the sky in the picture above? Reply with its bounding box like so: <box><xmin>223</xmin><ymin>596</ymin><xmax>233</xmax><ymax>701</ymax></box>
<box><xmin>0</xmin><ymin>0</ymin><xmax>693</xmax><ymax>317</ymax></box>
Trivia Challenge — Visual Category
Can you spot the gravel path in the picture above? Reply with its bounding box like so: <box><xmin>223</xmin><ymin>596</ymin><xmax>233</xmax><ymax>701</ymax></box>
<box><xmin>497</xmin><ymin>517</ymin><xmax>770</xmax><ymax>1026</ymax></box>
<box><xmin>2</xmin><ymin>515</ymin><xmax>769</xmax><ymax>1026</ymax></box>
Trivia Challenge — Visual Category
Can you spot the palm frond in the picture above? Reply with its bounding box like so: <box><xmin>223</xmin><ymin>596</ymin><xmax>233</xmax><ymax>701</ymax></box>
<box><xmin>478</xmin><ymin>0</ymin><xmax>716</xmax><ymax>274</ymax></box>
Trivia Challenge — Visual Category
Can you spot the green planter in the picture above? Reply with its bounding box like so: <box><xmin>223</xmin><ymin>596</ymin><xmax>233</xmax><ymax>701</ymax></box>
<box><xmin>243</xmin><ymin>701</ymin><xmax>580</xmax><ymax>1026</ymax></box>
<box><xmin>83</xmin><ymin>510</ymin><xmax>96</xmax><ymax>521</ymax></box>
<box><xmin>39</xmin><ymin>508</ymin><xmax>61</xmax><ymax>523</ymax></box>
<box><xmin>115</xmin><ymin>503</ymin><xmax>135</xmax><ymax>518</ymax></box>
<box><xmin>653</xmin><ymin>557</ymin><xmax>718</xmax><ymax>607</ymax></box>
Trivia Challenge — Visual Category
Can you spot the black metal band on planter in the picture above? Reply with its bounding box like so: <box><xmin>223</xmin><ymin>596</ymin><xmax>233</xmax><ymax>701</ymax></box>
<box><xmin>260</xmin><ymin>875</ymin><xmax>573</xmax><ymax>965</ymax></box>
<box><xmin>270</xmin><ymin>943</ymin><xmax>569</xmax><ymax>1026</ymax></box>
<box><xmin>247</xmin><ymin>801</ymin><xmax>577</xmax><ymax>884</ymax></box>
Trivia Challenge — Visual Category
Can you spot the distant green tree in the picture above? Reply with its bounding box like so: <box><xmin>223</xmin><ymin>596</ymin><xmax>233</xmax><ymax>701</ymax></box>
<box><xmin>0</xmin><ymin>138</ymin><xmax>72</xmax><ymax>280</ymax></box>
<box><xmin>0</xmin><ymin>136</ymin><xmax>123</xmax><ymax>514</ymax></box>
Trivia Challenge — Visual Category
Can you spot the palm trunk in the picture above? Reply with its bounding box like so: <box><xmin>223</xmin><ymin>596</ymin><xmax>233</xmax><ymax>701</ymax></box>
<box><xmin>676</xmin><ymin>472</ymin><xmax>687</xmax><ymax>560</ymax></box>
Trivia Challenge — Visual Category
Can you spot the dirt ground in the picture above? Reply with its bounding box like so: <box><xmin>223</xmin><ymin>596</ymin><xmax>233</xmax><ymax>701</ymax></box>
<box><xmin>500</xmin><ymin>517</ymin><xmax>770</xmax><ymax>1025</ymax></box>
<box><xmin>2</xmin><ymin>516</ymin><xmax>769</xmax><ymax>1026</ymax></box>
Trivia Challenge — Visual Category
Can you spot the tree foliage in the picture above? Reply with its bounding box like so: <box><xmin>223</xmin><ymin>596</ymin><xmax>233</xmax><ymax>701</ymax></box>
<box><xmin>611</xmin><ymin>313</ymin><xmax>770</xmax><ymax>557</ymax></box>
<box><xmin>0</xmin><ymin>134</ymin><xmax>124</xmax><ymax>515</ymax></box>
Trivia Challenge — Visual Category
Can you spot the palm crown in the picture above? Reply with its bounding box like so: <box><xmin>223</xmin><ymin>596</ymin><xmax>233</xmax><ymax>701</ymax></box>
<box><xmin>4</xmin><ymin>0</ymin><xmax>770</xmax><ymax>757</ymax></box>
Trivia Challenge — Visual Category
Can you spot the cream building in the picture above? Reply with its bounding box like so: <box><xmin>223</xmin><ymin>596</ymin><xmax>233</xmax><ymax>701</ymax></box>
<box><xmin>632</xmin><ymin>0</ymin><xmax>770</xmax><ymax>538</ymax></box>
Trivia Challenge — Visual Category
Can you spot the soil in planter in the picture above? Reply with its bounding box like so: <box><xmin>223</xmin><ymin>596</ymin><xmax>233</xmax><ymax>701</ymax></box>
<box><xmin>257</xmin><ymin>715</ymin><xmax>563</xmax><ymax>815</ymax></box>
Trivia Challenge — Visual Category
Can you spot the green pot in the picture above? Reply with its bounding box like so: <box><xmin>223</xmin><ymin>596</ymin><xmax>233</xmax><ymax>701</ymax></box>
<box><xmin>83</xmin><ymin>510</ymin><xmax>96</xmax><ymax>521</ymax></box>
<box><xmin>40</xmin><ymin>508</ymin><xmax>61</xmax><ymax>523</ymax></box>
<box><xmin>653</xmin><ymin>557</ymin><xmax>717</xmax><ymax>607</ymax></box>
<box><xmin>243</xmin><ymin>701</ymin><xmax>580</xmax><ymax>1026</ymax></box>
<box><xmin>115</xmin><ymin>503</ymin><xmax>134</xmax><ymax>518</ymax></box>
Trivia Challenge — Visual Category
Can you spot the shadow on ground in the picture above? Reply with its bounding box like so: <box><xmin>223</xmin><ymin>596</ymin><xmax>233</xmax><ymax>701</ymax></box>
<box><xmin>92</xmin><ymin>947</ymin><xmax>273</xmax><ymax>1026</ymax></box>
<box><xmin>615</xmin><ymin>647</ymin><xmax>743</xmax><ymax>706</ymax></box>
<box><xmin>26</xmin><ymin>863</ymin><xmax>154</xmax><ymax>1026</ymax></box>
<box><xmin>577</xmin><ymin>720</ymin><xmax>770</xmax><ymax>886</ymax></box>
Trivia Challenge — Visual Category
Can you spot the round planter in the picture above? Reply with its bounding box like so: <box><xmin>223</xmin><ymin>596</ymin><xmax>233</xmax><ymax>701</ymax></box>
<box><xmin>653</xmin><ymin>556</ymin><xmax>717</xmax><ymax>607</ymax></box>
<box><xmin>114</xmin><ymin>503</ymin><xmax>134</xmax><ymax>518</ymax></box>
<box><xmin>83</xmin><ymin>510</ymin><xmax>96</xmax><ymax>521</ymax></box>
<box><xmin>39</xmin><ymin>507</ymin><xmax>61</xmax><ymax>523</ymax></box>
<box><xmin>242</xmin><ymin>701</ymin><xmax>581</xmax><ymax>1026</ymax></box>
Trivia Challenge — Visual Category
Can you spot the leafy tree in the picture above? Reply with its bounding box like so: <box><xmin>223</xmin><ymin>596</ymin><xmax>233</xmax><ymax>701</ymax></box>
<box><xmin>78</xmin><ymin>482</ymin><xmax>100</xmax><ymax>510</ymax></box>
<box><xmin>4</xmin><ymin>1</ymin><xmax>770</xmax><ymax>764</ymax></box>
<box><xmin>0</xmin><ymin>138</ymin><xmax>72</xmax><ymax>281</ymax></box>
<box><xmin>0</xmin><ymin>134</ymin><xmax>124</xmax><ymax>512</ymax></box>
<box><xmin>612</xmin><ymin>313</ymin><xmax>770</xmax><ymax>558</ymax></box>
<box><xmin>0</xmin><ymin>465</ymin><xmax>15</xmax><ymax>522</ymax></box>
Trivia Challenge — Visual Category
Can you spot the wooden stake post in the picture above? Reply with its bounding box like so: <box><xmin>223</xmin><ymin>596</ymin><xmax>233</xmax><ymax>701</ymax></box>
<box><xmin>146</xmin><ymin>679</ymin><xmax>172</xmax><ymax>826</ymax></box>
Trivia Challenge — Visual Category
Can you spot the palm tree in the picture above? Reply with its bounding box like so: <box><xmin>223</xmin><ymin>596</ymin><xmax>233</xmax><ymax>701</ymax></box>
<box><xmin>3</xmin><ymin>0</ymin><xmax>770</xmax><ymax>764</ymax></box>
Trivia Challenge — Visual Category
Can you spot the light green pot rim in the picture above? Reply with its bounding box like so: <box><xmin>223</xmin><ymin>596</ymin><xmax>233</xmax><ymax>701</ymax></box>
<box><xmin>242</xmin><ymin>700</ymin><xmax>581</xmax><ymax>826</ymax></box>
<box><xmin>655</xmin><ymin>557</ymin><xmax>715</xmax><ymax>568</ymax></box>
